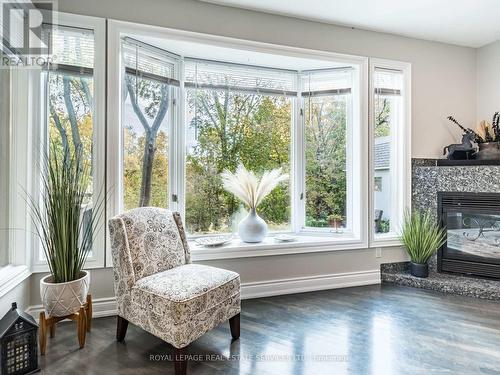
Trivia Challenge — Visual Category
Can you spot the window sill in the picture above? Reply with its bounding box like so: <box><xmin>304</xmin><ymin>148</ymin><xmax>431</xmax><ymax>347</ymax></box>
<box><xmin>31</xmin><ymin>257</ymin><xmax>103</xmax><ymax>274</ymax></box>
<box><xmin>0</xmin><ymin>265</ymin><xmax>31</xmax><ymax>298</ymax></box>
<box><xmin>190</xmin><ymin>234</ymin><xmax>367</xmax><ymax>261</ymax></box>
<box><xmin>371</xmin><ymin>233</ymin><xmax>402</xmax><ymax>248</ymax></box>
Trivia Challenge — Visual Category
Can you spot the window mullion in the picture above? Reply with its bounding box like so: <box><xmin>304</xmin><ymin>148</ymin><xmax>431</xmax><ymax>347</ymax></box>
<box><xmin>177</xmin><ymin>58</ymin><xmax>186</xmax><ymax>218</ymax></box>
<box><xmin>294</xmin><ymin>73</ymin><xmax>306</xmax><ymax>233</ymax></box>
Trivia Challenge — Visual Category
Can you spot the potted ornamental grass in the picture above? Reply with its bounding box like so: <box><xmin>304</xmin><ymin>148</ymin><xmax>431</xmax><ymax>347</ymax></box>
<box><xmin>399</xmin><ymin>210</ymin><xmax>446</xmax><ymax>278</ymax></box>
<box><xmin>28</xmin><ymin>144</ymin><xmax>104</xmax><ymax>317</ymax></box>
<box><xmin>221</xmin><ymin>164</ymin><xmax>288</xmax><ymax>243</ymax></box>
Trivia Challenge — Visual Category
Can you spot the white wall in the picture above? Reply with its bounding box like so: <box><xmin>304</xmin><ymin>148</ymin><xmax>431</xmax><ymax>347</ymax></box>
<box><xmin>477</xmin><ymin>40</ymin><xmax>500</xmax><ymax>122</ymax></box>
<box><xmin>0</xmin><ymin>279</ymin><xmax>30</xmax><ymax>317</ymax></box>
<box><xmin>28</xmin><ymin>247</ymin><xmax>407</xmax><ymax>307</ymax></box>
<box><xmin>19</xmin><ymin>0</ymin><xmax>483</xmax><ymax>310</ymax></box>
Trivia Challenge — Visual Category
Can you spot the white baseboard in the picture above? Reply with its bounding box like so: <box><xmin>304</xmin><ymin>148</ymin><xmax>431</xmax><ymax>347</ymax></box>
<box><xmin>240</xmin><ymin>269</ymin><xmax>380</xmax><ymax>299</ymax></box>
<box><xmin>25</xmin><ymin>270</ymin><xmax>380</xmax><ymax>319</ymax></box>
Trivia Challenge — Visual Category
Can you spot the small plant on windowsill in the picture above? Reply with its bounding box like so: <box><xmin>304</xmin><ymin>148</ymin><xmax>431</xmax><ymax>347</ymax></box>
<box><xmin>398</xmin><ymin>210</ymin><xmax>446</xmax><ymax>278</ymax></box>
<box><xmin>327</xmin><ymin>213</ymin><xmax>343</xmax><ymax>231</ymax></box>
<box><xmin>221</xmin><ymin>164</ymin><xmax>288</xmax><ymax>243</ymax></box>
<box><xmin>27</xmin><ymin>143</ymin><xmax>105</xmax><ymax>318</ymax></box>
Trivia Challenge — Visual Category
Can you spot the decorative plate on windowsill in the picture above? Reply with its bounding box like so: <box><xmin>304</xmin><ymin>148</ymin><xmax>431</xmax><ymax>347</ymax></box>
<box><xmin>195</xmin><ymin>235</ymin><xmax>233</xmax><ymax>247</ymax></box>
<box><xmin>274</xmin><ymin>234</ymin><xmax>297</xmax><ymax>243</ymax></box>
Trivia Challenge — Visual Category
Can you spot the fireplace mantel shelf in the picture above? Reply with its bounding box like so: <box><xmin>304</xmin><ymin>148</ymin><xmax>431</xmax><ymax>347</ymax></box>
<box><xmin>414</xmin><ymin>158</ymin><xmax>500</xmax><ymax>167</ymax></box>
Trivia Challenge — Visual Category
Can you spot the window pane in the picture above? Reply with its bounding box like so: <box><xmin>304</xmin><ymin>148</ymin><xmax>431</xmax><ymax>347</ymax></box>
<box><xmin>121</xmin><ymin>40</ymin><xmax>177</xmax><ymax>211</ymax></box>
<box><xmin>373</xmin><ymin>68</ymin><xmax>403</xmax><ymax>235</ymax></box>
<box><xmin>45</xmin><ymin>25</ymin><xmax>96</xmax><ymax>259</ymax></box>
<box><xmin>185</xmin><ymin>88</ymin><xmax>292</xmax><ymax>235</ymax></box>
<box><xmin>304</xmin><ymin>94</ymin><xmax>348</xmax><ymax>230</ymax></box>
<box><xmin>122</xmin><ymin>75</ymin><xmax>171</xmax><ymax>211</ymax></box>
<box><xmin>47</xmin><ymin>72</ymin><xmax>95</xmax><ymax>256</ymax></box>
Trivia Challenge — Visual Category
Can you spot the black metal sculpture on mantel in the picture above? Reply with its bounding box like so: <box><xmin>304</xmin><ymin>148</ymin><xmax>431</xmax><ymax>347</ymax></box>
<box><xmin>443</xmin><ymin>113</ymin><xmax>500</xmax><ymax>160</ymax></box>
<box><xmin>443</xmin><ymin>132</ymin><xmax>476</xmax><ymax>160</ymax></box>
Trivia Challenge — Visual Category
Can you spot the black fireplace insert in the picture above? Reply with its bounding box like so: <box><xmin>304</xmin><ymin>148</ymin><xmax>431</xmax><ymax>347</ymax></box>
<box><xmin>438</xmin><ymin>192</ymin><xmax>500</xmax><ymax>279</ymax></box>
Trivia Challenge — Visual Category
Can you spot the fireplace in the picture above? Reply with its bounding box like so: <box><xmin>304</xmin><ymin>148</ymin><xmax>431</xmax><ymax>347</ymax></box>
<box><xmin>438</xmin><ymin>192</ymin><xmax>500</xmax><ymax>279</ymax></box>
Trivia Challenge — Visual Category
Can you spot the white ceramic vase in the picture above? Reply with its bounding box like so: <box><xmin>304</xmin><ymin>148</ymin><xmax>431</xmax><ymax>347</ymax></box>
<box><xmin>238</xmin><ymin>208</ymin><xmax>268</xmax><ymax>243</ymax></box>
<box><xmin>40</xmin><ymin>270</ymin><xmax>90</xmax><ymax>317</ymax></box>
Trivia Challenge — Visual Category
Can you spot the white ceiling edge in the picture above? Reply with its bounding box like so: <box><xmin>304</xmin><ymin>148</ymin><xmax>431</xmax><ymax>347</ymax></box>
<box><xmin>200</xmin><ymin>0</ymin><xmax>500</xmax><ymax>48</ymax></box>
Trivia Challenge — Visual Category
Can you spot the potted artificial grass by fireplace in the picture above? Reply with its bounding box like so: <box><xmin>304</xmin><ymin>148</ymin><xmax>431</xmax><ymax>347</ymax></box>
<box><xmin>399</xmin><ymin>210</ymin><xmax>446</xmax><ymax>278</ymax></box>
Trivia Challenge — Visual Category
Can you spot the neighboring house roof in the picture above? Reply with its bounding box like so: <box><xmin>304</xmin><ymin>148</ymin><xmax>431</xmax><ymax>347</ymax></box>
<box><xmin>374</xmin><ymin>138</ymin><xmax>390</xmax><ymax>170</ymax></box>
<box><xmin>0</xmin><ymin>303</ymin><xmax>38</xmax><ymax>338</ymax></box>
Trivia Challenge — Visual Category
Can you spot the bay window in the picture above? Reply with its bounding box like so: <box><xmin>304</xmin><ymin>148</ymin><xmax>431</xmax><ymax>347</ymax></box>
<box><xmin>103</xmin><ymin>22</ymin><xmax>410</xmax><ymax>260</ymax></box>
<box><xmin>113</xmin><ymin>35</ymin><xmax>367</xmax><ymax>242</ymax></box>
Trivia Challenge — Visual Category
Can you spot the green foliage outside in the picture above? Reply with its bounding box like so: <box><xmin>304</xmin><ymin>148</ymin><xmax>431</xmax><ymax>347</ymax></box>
<box><xmin>185</xmin><ymin>91</ymin><xmax>291</xmax><ymax>234</ymax></box>
<box><xmin>304</xmin><ymin>96</ymin><xmax>347</xmax><ymax>228</ymax></box>
<box><xmin>375</xmin><ymin>97</ymin><xmax>391</xmax><ymax>138</ymax></box>
<box><xmin>120</xmin><ymin>79</ymin><xmax>354</xmax><ymax>234</ymax></box>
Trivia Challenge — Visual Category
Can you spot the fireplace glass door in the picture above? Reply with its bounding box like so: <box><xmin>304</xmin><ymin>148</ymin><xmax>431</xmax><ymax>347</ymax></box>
<box><xmin>444</xmin><ymin>211</ymin><xmax>500</xmax><ymax>264</ymax></box>
<box><xmin>438</xmin><ymin>192</ymin><xmax>500</xmax><ymax>279</ymax></box>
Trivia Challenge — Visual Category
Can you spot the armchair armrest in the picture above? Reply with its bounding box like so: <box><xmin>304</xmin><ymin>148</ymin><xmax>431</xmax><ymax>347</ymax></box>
<box><xmin>108</xmin><ymin>217</ymin><xmax>136</xmax><ymax>316</ymax></box>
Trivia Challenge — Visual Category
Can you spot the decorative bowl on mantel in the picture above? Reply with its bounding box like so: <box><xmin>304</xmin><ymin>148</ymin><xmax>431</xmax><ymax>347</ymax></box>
<box><xmin>477</xmin><ymin>142</ymin><xmax>500</xmax><ymax>160</ymax></box>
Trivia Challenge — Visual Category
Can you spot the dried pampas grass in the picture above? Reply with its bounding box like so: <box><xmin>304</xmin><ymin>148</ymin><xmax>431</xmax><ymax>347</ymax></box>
<box><xmin>221</xmin><ymin>164</ymin><xmax>289</xmax><ymax>209</ymax></box>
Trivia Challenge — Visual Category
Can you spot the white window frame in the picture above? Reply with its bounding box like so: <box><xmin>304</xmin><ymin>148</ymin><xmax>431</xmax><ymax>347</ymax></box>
<box><xmin>120</xmin><ymin>37</ymin><xmax>181</xmax><ymax>213</ymax></box>
<box><xmin>0</xmin><ymin>67</ymin><xmax>35</xmax><ymax>295</ymax></box>
<box><xmin>31</xmin><ymin>12</ymin><xmax>106</xmax><ymax>272</ymax></box>
<box><xmin>369</xmin><ymin>58</ymin><xmax>411</xmax><ymax>247</ymax></box>
<box><xmin>183</xmin><ymin>59</ymin><xmax>297</xmax><ymax>236</ymax></box>
<box><xmin>297</xmin><ymin>68</ymin><xmax>363</xmax><ymax>239</ymax></box>
<box><xmin>107</xmin><ymin>20</ymin><xmax>369</xmax><ymax>265</ymax></box>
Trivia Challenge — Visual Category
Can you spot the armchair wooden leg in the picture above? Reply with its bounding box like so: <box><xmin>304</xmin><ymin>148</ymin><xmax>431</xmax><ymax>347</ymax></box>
<box><xmin>116</xmin><ymin>316</ymin><xmax>129</xmax><ymax>342</ymax></box>
<box><xmin>229</xmin><ymin>313</ymin><xmax>240</xmax><ymax>340</ymax></box>
<box><xmin>174</xmin><ymin>346</ymin><xmax>188</xmax><ymax>375</ymax></box>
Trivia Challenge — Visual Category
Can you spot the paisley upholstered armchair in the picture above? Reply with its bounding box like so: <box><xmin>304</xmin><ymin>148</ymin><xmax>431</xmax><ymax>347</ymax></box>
<box><xmin>108</xmin><ymin>207</ymin><xmax>241</xmax><ymax>375</ymax></box>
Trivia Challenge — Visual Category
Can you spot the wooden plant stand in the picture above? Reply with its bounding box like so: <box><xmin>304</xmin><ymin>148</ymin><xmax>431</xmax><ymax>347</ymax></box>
<box><xmin>39</xmin><ymin>294</ymin><xmax>92</xmax><ymax>355</ymax></box>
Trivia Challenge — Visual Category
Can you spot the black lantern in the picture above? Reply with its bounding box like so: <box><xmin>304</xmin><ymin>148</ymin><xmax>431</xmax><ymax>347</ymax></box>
<box><xmin>0</xmin><ymin>303</ymin><xmax>39</xmax><ymax>375</ymax></box>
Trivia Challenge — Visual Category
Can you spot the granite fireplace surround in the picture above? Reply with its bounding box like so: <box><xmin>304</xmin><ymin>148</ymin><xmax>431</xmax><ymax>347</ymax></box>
<box><xmin>381</xmin><ymin>158</ymin><xmax>500</xmax><ymax>300</ymax></box>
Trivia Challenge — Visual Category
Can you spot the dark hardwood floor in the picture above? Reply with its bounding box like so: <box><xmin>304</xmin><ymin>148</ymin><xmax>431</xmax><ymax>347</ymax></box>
<box><xmin>39</xmin><ymin>285</ymin><xmax>500</xmax><ymax>375</ymax></box>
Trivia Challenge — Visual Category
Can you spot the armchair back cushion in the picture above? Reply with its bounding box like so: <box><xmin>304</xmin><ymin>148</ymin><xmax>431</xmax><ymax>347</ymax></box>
<box><xmin>109</xmin><ymin>207</ymin><xmax>191</xmax><ymax>282</ymax></box>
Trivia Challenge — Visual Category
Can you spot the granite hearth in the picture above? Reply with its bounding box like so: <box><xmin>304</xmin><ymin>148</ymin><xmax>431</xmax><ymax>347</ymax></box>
<box><xmin>381</xmin><ymin>262</ymin><xmax>500</xmax><ymax>300</ymax></box>
<box><xmin>381</xmin><ymin>158</ymin><xmax>500</xmax><ymax>300</ymax></box>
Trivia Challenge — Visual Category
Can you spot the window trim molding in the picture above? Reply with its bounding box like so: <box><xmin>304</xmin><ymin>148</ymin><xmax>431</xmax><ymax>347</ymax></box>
<box><xmin>368</xmin><ymin>58</ymin><xmax>411</xmax><ymax>248</ymax></box>
<box><xmin>0</xmin><ymin>265</ymin><xmax>30</xmax><ymax>299</ymax></box>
